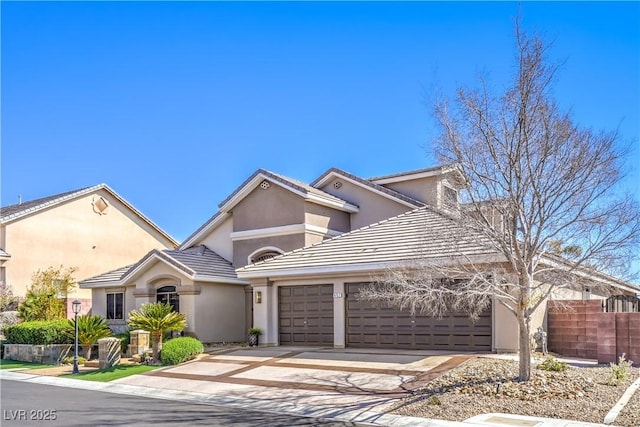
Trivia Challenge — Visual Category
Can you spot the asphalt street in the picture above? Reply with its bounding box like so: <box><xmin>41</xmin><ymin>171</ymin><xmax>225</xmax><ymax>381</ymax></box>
<box><xmin>0</xmin><ymin>379</ymin><xmax>371</xmax><ymax>427</ymax></box>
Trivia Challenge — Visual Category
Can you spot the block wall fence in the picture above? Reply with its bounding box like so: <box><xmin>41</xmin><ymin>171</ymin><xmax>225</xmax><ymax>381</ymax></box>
<box><xmin>547</xmin><ymin>300</ymin><xmax>639</xmax><ymax>366</ymax></box>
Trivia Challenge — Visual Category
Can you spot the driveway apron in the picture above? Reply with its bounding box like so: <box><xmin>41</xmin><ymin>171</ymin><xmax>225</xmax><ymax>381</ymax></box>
<box><xmin>113</xmin><ymin>347</ymin><xmax>472</xmax><ymax>413</ymax></box>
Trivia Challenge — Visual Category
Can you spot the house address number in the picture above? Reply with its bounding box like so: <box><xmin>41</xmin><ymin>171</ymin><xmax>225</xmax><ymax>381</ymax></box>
<box><xmin>333</xmin><ymin>292</ymin><xmax>343</xmax><ymax>298</ymax></box>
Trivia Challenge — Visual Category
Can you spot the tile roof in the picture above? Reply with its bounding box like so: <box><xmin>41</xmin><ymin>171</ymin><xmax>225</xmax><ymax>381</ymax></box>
<box><xmin>79</xmin><ymin>245</ymin><xmax>240</xmax><ymax>287</ymax></box>
<box><xmin>311</xmin><ymin>167</ymin><xmax>425</xmax><ymax>208</ymax></box>
<box><xmin>1</xmin><ymin>186</ymin><xmax>96</xmax><ymax>222</ymax></box>
<box><xmin>237</xmin><ymin>206</ymin><xmax>498</xmax><ymax>277</ymax></box>
<box><xmin>78</xmin><ymin>264</ymin><xmax>133</xmax><ymax>286</ymax></box>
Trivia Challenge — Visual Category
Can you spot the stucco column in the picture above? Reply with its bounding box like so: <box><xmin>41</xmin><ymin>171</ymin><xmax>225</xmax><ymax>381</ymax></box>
<box><xmin>177</xmin><ymin>285</ymin><xmax>200</xmax><ymax>337</ymax></box>
<box><xmin>251</xmin><ymin>278</ymin><xmax>275</xmax><ymax>346</ymax></box>
<box><xmin>334</xmin><ymin>281</ymin><xmax>345</xmax><ymax>348</ymax></box>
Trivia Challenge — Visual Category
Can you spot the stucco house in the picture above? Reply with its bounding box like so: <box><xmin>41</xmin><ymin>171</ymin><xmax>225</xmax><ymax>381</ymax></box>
<box><xmin>80</xmin><ymin>166</ymin><xmax>639</xmax><ymax>349</ymax></box>
<box><xmin>0</xmin><ymin>184</ymin><xmax>178</xmax><ymax>307</ymax></box>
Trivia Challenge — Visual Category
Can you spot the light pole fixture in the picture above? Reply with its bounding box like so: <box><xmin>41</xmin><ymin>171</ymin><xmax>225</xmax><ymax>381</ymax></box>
<box><xmin>72</xmin><ymin>299</ymin><xmax>82</xmax><ymax>375</ymax></box>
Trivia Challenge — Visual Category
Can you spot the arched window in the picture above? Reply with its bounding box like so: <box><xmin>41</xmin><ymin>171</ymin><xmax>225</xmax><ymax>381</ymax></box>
<box><xmin>248</xmin><ymin>247</ymin><xmax>284</xmax><ymax>264</ymax></box>
<box><xmin>156</xmin><ymin>285</ymin><xmax>179</xmax><ymax>312</ymax></box>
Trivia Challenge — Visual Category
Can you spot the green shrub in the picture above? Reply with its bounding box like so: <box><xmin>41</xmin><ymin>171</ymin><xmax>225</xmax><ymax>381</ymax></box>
<box><xmin>608</xmin><ymin>353</ymin><xmax>634</xmax><ymax>385</ymax></box>
<box><xmin>537</xmin><ymin>356</ymin><xmax>569</xmax><ymax>372</ymax></box>
<box><xmin>62</xmin><ymin>356</ymin><xmax>87</xmax><ymax>365</ymax></box>
<box><xmin>160</xmin><ymin>337</ymin><xmax>204</xmax><ymax>365</ymax></box>
<box><xmin>4</xmin><ymin>320</ymin><xmax>73</xmax><ymax>345</ymax></box>
<box><xmin>115</xmin><ymin>331</ymin><xmax>130</xmax><ymax>355</ymax></box>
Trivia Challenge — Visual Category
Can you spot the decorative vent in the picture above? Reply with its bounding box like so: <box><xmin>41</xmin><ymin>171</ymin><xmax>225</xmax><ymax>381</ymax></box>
<box><xmin>92</xmin><ymin>196</ymin><xmax>109</xmax><ymax>215</ymax></box>
<box><xmin>260</xmin><ymin>180</ymin><xmax>271</xmax><ymax>190</ymax></box>
<box><xmin>333</xmin><ymin>181</ymin><xmax>343</xmax><ymax>189</ymax></box>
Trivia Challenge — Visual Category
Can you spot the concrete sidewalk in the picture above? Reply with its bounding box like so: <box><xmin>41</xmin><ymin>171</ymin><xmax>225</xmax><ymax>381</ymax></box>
<box><xmin>0</xmin><ymin>347</ymin><xmax>618</xmax><ymax>427</ymax></box>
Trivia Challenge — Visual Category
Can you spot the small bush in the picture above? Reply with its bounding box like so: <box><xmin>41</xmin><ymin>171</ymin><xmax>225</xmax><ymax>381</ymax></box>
<box><xmin>62</xmin><ymin>356</ymin><xmax>87</xmax><ymax>365</ymax></box>
<box><xmin>115</xmin><ymin>331</ymin><xmax>130</xmax><ymax>355</ymax></box>
<box><xmin>248</xmin><ymin>327</ymin><xmax>262</xmax><ymax>336</ymax></box>
<box><xmin>160</xmin><ymin>337</ymin><xmax>204</xmax><ymax>365</ymax></box>
<box><xmin>608</xmin><ymin>353</ymin><xmax>633</xmax><ymax>385</ymax></box>
<box><xmin>426</xmin><ymin>395</ymin><xmax>442</xmax><ymax>405</ymax></box>
<box><xmin>4</xmin><ymin>320</ymin><xmax>73</xmax><ymax>345</ymax></box>
<box><xmin>537</xmin><ymin>356</ymin><xmax>568</xmax><ymax>372</ymax></box>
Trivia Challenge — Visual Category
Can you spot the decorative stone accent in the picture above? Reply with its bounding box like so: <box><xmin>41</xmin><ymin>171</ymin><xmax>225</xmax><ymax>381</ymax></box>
<box><xmin>128</xmin><ymin>329</ymin><xmax>150</xmax><ymax>356</ymax></box>
<box><xmin>2</xmin><ymin>344</ymin><xmax>72</xmax><ymax>365</ymax></box>
<box><xmin>98</xmin><ymin>337</ymin><xmax>121</xmax><ymax>369</ymax></box>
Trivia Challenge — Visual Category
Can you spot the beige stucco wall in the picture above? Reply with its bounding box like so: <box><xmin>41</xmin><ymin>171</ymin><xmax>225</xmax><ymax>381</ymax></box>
<box><xmin>380</xmin><ymin>176</ymin><xmax>440</xmax><ymax>206</ymax></box>
<box><xmin>304</xmin><ymin>202</ymin><xmax>350</xmax><ymax>233</ymax></box>
<box><xmin>193</xmin><ymin>283</ymin><xmax>247</xmax><ymax>343</ymax></box>
<box><xmin>492</xmin><ymin>299</ymin><xmax>519</xmax><ymax>352</ymax></box>
<box><xmin>316</xmin><ymin>179</ymin><xmax>411</xmax><ymax>230</ymax></box>
<box><xmin>232</xmin><ymin>184</ymin><xmax>305</xmax><ymax>231</ymax></box>
<box><xmin>92</xmin><ymin>286</ymin><xmax>136</xmax><ymax>334</ymax></box>
<box><xmin>3</xmin><ymin>190</ymin><xmax>174</xmax><ymax>299</ymax></box>
<box><xmin>197</xmin><ymin>215</ymin><xmax>234</xmax><ymax>262</ymax></box>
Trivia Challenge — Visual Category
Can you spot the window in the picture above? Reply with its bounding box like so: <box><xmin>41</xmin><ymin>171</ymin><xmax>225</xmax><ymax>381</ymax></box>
<box><xmin>157</xmin><ymin>286</ymin><xmax>179</xmax><ymax>312</ymax></box>
<box><xmin>106</xmin><ymin>292</ymin><xmax>124</xmax><ymax>319</ymax></box>
<box><xmin>251</xmin><ymin>251</ymin><xmax>280</xmax><ymax>263</ymax></box>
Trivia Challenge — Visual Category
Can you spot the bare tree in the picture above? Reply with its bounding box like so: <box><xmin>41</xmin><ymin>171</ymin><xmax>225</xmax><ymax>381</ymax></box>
<box><xmin>361</xmin><ymin>24</ymin><xmax>640</xmax><ymax>381</ymax></box>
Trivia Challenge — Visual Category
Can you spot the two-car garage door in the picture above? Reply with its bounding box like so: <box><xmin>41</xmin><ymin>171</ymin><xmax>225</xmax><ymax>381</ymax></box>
<box><xmin>278</xmin><ymin>283</ymin><xmax>492</xmax><ymax>351</ymax></box>
<box><xmin>345</xmin><ymin>283</ymin><xmax>492</xmax><ymax>351</ymax></box>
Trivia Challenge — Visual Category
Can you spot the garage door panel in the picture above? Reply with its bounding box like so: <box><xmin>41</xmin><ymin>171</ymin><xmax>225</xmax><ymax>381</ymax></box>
<box><xmin>279</xmin><ymin>285</ymin><xmax>334</xmax><ymax>346</ymax></box>
<box><xmin>346</xmin><ymin>282</ymin><xmax>492</xmax><ymax>351</ymax></box>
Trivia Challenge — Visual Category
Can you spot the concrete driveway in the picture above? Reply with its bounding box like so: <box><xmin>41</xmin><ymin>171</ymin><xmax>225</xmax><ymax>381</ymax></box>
<box><xmin>113</xmin><ymin>346</ymin><xmax>474</xmax><ymax>417</ymax></box>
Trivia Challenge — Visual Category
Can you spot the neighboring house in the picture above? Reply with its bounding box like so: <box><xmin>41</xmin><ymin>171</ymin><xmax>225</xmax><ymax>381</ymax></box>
<box><xmin>80</xmin><ymin>166</ymin><xmax>639</xmax><ymax>349</ymax></box>
<box><xmin>0</xmin><ymin>184</ymin><xmax>178</xmax><ymax>309</ymax></box>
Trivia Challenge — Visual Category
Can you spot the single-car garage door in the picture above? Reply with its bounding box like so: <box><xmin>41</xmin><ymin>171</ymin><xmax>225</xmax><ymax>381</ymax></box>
<box><xmin>346</xmin><ymin>282</ymin><xmax>492</xmax><ymax>351</ymax></box>
<box><xmin>279</xmin><ymin>284</ymin><xmax>334</xmax><ymax>345</ymax></box>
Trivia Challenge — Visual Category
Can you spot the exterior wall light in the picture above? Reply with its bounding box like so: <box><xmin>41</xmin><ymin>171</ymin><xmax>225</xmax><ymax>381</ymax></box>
<box><xmin>255</xmin><ymin>291</ymin><xmax>262</xmax><ymax>304</ymax></box>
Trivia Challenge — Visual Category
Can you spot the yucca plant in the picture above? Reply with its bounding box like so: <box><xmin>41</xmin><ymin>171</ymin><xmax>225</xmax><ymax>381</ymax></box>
<box><xmin>127</xmin><ymin>302</ymin><xmax>186</xmax><ymax>364</ymax></box>
<box><xmin>67</xmin><ymin>315</ymin><xmax>112</xmax><ymax>359</ymax></box>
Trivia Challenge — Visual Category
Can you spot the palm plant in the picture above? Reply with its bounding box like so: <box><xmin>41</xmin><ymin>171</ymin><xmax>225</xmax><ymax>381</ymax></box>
<box><xmin>127</xmin><ymin>302</ymin><xmax>186</xmax><ymax>364</ymax></box>
<box><xmin>67</xmin><ymin>315</ymin><xmax>112</xmax><ymax>359</ymax></box>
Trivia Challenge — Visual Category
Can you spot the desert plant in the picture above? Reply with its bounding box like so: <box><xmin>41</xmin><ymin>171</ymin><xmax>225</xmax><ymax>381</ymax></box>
<box><xmin>608</xmin><ymin>353</ymin><xmax>633</xmax><ymax>385</ymax></box>
<box><xmin>62</xmin><ymin>356</ymin><xmax>87</xmax><ymax>365</ymax></box>
<box><xmin>537</xmin><ymin>356</ymin><xmax>569</xmax><ymax>372</ymax></box>
<box><xmin>0</xmin><ymin>283</ymin><xmax>19</xmax><ymax>312</ymax></box>
<box><xmin>160</xmin><ymin>336</ymin><xmax>204</xmax><ymax>365</ymax></box>
<box><xmin>18</xmin><ymin>266</ymin><xmax>77</xmax><ymax>321</ymax></box>
<box><xmin>127</xmin><ymin>302</ymin><xmax>186</xmax><ymax>364</ymax></box>
<box><xmin>67</xmin><ymin>315</ymin><xmax>112</xmax><ymax>359</ymax></box>
<box><xmin>115</xmin><ymin>331</ymin><xmax>130</xmax><ymax>355</ymax></box>
<box><xmin>4</xmin><ymin>320</ymin><xmax>73</xmax><ymax>345</ymax></box>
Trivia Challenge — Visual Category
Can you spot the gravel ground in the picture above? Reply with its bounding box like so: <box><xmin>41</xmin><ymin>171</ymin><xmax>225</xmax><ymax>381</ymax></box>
<box><xmin>392</xmin><ymin>357</ymin><xmax>640</xmax><ymax>426</ymax></box>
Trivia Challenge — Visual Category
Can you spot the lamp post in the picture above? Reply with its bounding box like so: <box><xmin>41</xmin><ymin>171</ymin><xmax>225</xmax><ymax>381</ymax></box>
<box><xmin>72</xmin><ymin>299</ymin><xmax>81</xmax><ymax>374</ymax></box>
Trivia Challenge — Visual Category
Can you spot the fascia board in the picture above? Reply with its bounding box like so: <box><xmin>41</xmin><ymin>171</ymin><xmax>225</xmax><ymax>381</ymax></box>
<box><xmin>230</xmin><ymin>223</ymin><xmax>343</xmax><ymax>241</ymax></box>
<box><xmin>372</xmin><ymin>169</ymin><xmax>444</xmax><ymax>185</ymax></box>
<box><xmin>121</xmin><ymin>253</ymin><xmax>194</xmax><ymax>283</ymax></box>
<box><xmin>313</xmin><ymin>171</ymin><xmax>418</xmax><ymax>209</ymax></box>
<box><xmin>236</xmin><ymin>253</ymin><xmax>508</xmax><ymax>280</ymax></box>
<box><xmin>305</xmin><ymin>193</ymin><xmax>359</xmax><ymax>213</ymax></box>
<box><xmin>192</xmin><ymin>275</ymin><xmax>249</xmax><ymax>285</ymax></box>
<box><xmin>78</xmin><ymin>280</ymin><xmax>124</xmax><ymax>289</ymax></box>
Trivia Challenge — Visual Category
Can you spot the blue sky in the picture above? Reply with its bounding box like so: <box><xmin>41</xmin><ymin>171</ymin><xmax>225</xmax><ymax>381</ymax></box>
<box><xmin>2</xmin><ymin>2</ymin><xmax>639</xmax><ymax>266</ymax></box>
